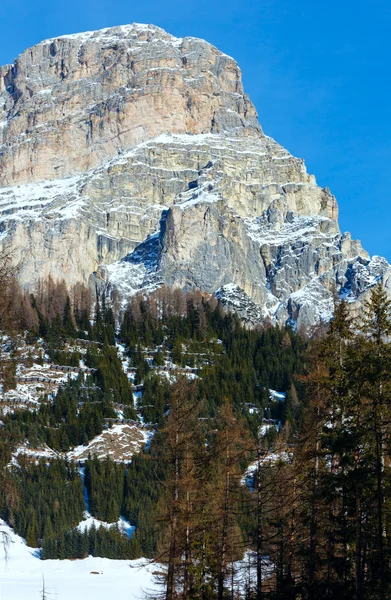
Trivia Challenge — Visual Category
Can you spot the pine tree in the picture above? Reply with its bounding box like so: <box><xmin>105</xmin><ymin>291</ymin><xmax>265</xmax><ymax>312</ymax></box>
<box><xmin>356</xmin><ymin>284</ymin><xmax>391</xmax><ymax>599</ymax></box>
<box><xmin>43</xmin><ymin>515</ymin><xmax>54</xmax><ymax>541</ymax></box>
<box><xmin>26</xmin><ymin>512</ymin><xmax>39</xmax><ymax>547</ymax></box>
<box><xmin>63</xmin><ymin>296</ymin><xmax>76</xmax><ymax>337</ymax></box>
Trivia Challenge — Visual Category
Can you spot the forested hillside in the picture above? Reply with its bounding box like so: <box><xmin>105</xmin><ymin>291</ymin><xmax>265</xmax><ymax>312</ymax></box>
<box><xmin>1</xmin><ymin>269</ymin><xmax>391</xmax><ymax>599</ymax></box>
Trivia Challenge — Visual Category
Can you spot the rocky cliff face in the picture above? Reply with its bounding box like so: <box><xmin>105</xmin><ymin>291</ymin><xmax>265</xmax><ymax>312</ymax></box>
<box><xmin>0</xmin><ymin>24</ymin><xmax>259</xmax><ymax>186</ymax></box>
<box><xmin>0</xmin><ymin>23</ymin><xmax>389</xmax><ymax>328</ymax></box>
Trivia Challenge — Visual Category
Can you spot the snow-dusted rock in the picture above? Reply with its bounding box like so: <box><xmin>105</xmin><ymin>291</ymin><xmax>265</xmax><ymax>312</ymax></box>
<box><xmin>0</xmin><ymin>24</ymin><xmax>259</xmax><ymax>186</ymax></box>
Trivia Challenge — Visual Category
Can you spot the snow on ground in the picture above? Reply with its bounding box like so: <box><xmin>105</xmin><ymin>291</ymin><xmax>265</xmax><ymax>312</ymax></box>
<box><xmin>105</xmin><ymin>259</ymin><xmax>155</xmax><ymax>301</ymax></box>
<box><xmin>77</xmin><ymin>515</ymin><xmax>135</xmax><ymax>539</ymax></box>
<box><xmin>157</xmin><ymin>368</ymin><xmax>198</xmax><ymax>384</ymax></box>
<box><xmin>76</xmin><ymin>467</ymin><xmax>135</xmax><ymax>538</ymax></box>
<box><xmin>40</xmin><ymin>23</ymin><xmax>183</xmax><ymax>47</ymax></box>
<box><xmin>259</xmin><ymin>423</ymin><xmax>273</xmax><ymax>436</ymax></box>
<box><xmin>11</xmin><ymin>443</ymin><xmax>59</xmax><ymax>464</ymax></box>
<box><xmin>241</xmin><ymin>452</ymin><xmax>291</xmax><ymax>486</ymax></box>
<box><xmin>2</xmin><ymin>360</ymin><xmax>81</xmax><ymax>414</ymax></box>
<box><xmin>0</xmin><ymin>388</ymin><xmax>40</xmax><ymax>415</ymax></box>
<box><xmin>287</xmin><ymin>279</ymin><xmax>334</xmax><ymax>323</ymax></box>
<box><xmin>0</xmin><ymin>520</ymin><xmax>273</xmax><ymax>599</ymax></box>
<box><xmin>175</xmin><ymin>186</ymin><xmax>221</xmax><ymax>210</ymax></box>
<box><xmin>0</xmin><ymin>520</ymin><xmax>158</xmax><ymax>600</ymax></box>
<box><xmin>67</xmin><ymin>423</ymin><xmax>152</xmax><ymax>462</ymax></box>
<box><xmin>105</xmin><ymin>231</ymin><xmax>162</xmax><ymax>306</ymax></box>
<box><xmin>216</xmin><ymin>283</ymin><xmax>270</xmax><ymax>324</ymax></box>
<box><xmin>268</xmin><ymin>389</ymin><xmax>286</xmax><ymax>402</ymax></box>
<box><xmin>2</xmin><ymin>338</ymin><xmax>153</xmax><ymax>463</ymax></box>
<box><xmin>233</xmin><ymin>550</ymin><xmax>274</xmax><ymax>590</ymax></box>
<box><xmin>10</xmin><ymin>422</ymin><xmax>152</xmax><ymax>465</ymax></box>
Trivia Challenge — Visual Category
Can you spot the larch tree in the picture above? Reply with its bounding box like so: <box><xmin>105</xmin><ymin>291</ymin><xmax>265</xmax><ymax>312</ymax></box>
<box><xmin>210</xmin><ymin>402</ymin><xmax>251</xmax><ymax>600</ymax></box>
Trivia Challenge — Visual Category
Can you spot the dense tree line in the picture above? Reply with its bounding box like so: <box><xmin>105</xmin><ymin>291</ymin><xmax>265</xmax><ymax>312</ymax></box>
<box><xmin>41</xmin><ymin>523</ymin><xmax>134</xmax><ymax>560</ymax></box>
<box><xmin>3</xmin><ymin>376</ymin><xmax>116</xmax><ymax>451</ymax></box>
<box><xmin>120</xmin><ymin>289</ymin><xmax>306</xmax><ymax>428</ymax></box>
<box><xmin>0</xmin><ymin>459</ymin><xmax>84</xmax><ymax>547</ymax></box>
<box><xmin>0</xmin><ymin>282</ymin><xmax>310</xmax><ymax>576</ymax></box>
<box><xmin>85</xmin><ymin>456</ymin><xmax>125</xmax><ymax>522</ymax></box>
<box><xmin>119</xmin><ymin>286</ymin><xmax>391</xmax><ymax>600</ymax></box>
<box><xmin>2</xmin><ymin>271</ymin><xmax>391</xmax><ymax>598</ymax></box>
<box><xmin>122</xmin><ymin>378</ymin><xmax>257</xmax><ymax>598</ymax></box>
<box><xmin>282</xmin><ymin>286</ymin><xmax>391</xmax><ymax>600</ymax></box>
<box><xmin>0</xmin><ymin>456</ymin><xmax>136</xmax><ymax>561</ymax></box>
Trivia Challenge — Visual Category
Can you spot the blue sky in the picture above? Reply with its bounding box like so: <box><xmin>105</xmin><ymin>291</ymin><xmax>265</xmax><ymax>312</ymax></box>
<box><xmin>1</xmin><ymin>0</ymin><xmax>390</xmax><ymax>259</ymax></box>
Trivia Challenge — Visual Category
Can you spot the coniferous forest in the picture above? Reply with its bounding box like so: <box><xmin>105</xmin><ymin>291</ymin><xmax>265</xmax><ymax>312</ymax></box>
<box><xmin>0</xmin><ymin>271</ymin><xmax>391</xmax><ymax>599</ymax></box>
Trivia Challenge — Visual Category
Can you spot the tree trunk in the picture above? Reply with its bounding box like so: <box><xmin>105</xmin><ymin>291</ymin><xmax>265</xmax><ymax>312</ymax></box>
<box><xmin>166</xmin><ymin>426</ymin><xmax>179</xmax><ymax>600</ymax></box>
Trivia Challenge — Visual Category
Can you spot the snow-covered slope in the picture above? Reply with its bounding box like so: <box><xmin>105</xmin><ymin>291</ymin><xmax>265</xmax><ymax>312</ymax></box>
<box><xmin>0</xmin><ymin>520</ymin><xmax>158</xmax><ymax>600</ymax></box>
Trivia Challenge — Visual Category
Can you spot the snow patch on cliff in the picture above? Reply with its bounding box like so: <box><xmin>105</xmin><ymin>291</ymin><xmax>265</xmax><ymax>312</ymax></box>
<box><xmin>243</xmin><ymin>213</ymin><xmax>337</xmax><ymax>247</ymax></box>
<box><xmin>0</xmin><ymin>175</ymin><xmax>84</xmax><ymax>221</ymax></box>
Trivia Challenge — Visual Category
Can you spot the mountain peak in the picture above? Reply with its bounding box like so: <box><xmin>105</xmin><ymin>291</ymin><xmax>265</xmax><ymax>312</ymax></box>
<box><xmin>0</xmin><ymin>23</ymin><xmax>259</xmax><ymax>187</ymax></box>
<box><xmin>36</xmin><ymin>23</ymin><xmax>183</xmax><ymax>48</ymax></box>
<box><xmin>0</xmin><ymin>24</ymin><xmax>389</xmax><ymax>328</ymax></box>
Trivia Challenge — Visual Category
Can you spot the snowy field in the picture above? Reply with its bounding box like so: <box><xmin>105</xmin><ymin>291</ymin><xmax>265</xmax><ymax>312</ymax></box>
<box><xmin>0</xmin><ymin>521</ymin><xmax>158</xmax><ymax>600</ymax></box>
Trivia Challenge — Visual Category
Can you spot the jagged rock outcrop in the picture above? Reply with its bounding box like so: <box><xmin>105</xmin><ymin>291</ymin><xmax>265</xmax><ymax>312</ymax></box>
<box><xmin>0</xmin><ymin>23</ymin><xmax>389</xmax><ymax>328</ymax></box>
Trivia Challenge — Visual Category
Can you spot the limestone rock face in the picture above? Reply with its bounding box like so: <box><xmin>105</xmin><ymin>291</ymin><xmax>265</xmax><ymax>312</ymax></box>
<box><xmin>0</xmin><ymin>24</ymin><xmax>259</xmax><ymax>186</ymax></box>
<box><xmin>0</xmin><ymin>23</ymin><xmax>389</xmax><ymax>328</ymax></box>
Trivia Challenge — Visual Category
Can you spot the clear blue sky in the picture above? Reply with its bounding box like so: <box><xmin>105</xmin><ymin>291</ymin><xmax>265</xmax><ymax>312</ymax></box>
<box><xmin>1</xmin><ymin>0</ymin><xmax>390</xmax><ymax>259</ymax></box>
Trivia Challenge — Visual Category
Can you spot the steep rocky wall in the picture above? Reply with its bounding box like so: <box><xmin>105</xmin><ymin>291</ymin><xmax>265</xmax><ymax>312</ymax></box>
<box><xmin>0</xmin><ymin>23</ymin><xmax>389</xmax><ymax>329</ymax></box>
<box><xmin>0</xmin><ymin>132</ymin><xmax>337</xmax><ymax>291</ymax></box>
<box><xmin>0</xmin><ymin>24</ymin><xmax>259</xmax><ymax>186</ymax></box>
